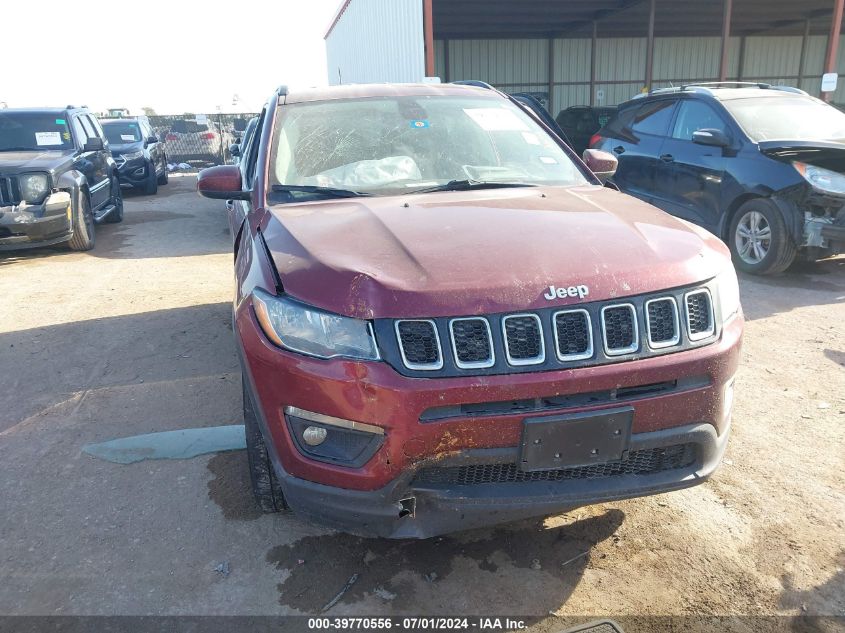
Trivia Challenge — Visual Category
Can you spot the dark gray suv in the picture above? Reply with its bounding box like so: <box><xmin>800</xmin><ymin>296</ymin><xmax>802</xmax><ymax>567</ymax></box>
<box><xmin>0</xmin><ymin>106</ymin><xmax>123</xmax><ymax>252</ymax></box>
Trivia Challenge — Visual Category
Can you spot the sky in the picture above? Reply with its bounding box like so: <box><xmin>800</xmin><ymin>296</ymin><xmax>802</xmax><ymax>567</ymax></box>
<box><xmin>1</xmin><ymin>0</ymin><xmax>341</xmax><ymax>115</ymax></box>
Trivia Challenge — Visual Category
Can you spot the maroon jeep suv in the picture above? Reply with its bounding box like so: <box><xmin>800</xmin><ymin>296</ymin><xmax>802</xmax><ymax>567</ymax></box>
<box><xmin>198</xmin><ymin>83</ymin><xmax>743</xmax><ymax>539</ymax></box>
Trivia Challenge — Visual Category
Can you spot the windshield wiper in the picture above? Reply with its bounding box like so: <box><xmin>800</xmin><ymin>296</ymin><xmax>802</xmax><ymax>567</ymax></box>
<box><xmin>271</xmin><ymin>185</ymin><xmax>372</xmax><ymax>199</ymax></box>
<box><xmin>411</xmin><ymin>179</ymin><xmax>538</xmax><ymax>194</ymax></box>
<box><xmin>0</xmin><ymin>147</ymin><xmax>39</xmax><ymax>152</ymax></box>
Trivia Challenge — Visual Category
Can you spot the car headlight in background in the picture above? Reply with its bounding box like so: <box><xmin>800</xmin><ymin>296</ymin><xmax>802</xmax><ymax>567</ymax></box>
<box><xmin>18</xmin><ymin>173</ymin><xmax>50</xmax><ymax>204</ymax></box>
<box><xmin>716</xmin><ymin>266</ymin><xmax>741</xmax><ymax>324</ymax></box>
<box><xmin>252</xmin><ymin>289</ymin><xmax>380</xmax><ymax>360</ymax></box>
<box><xmin>794</xmin><ymin>162</ymin><xmax>845</xmax><ymax>196</ymax></box>
<box><xmin>121</xmin><ymin>150</ymin><xmax>145</xmax><ymax>160</ymax></box>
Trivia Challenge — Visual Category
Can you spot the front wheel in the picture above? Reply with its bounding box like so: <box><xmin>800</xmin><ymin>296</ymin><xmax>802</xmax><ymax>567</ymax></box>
<box><xmin>243</xmin><ymin>376</ymin><xmax>287</xmax><ymax>513</ymax></box>
<box><xmin>142</xmin><ymin>161</ymin><xmax>158</xmax><ymax>195</ymax></box>
<box><xmin>728</xmin><ymin>199</ymin><xmax>796</xmax><ymax>275</ymax></box>
<box><xmin>67</xmin><ymin>192</ymin><xmax>95</xmax><ymax>251</ymax></box>
<box><xmin>157</xmin><ymin>155</ymin><xmax>169</xmax><ymax>185</ymax></box>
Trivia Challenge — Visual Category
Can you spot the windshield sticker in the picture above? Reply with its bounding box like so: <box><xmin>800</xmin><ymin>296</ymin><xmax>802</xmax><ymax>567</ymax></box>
<box><xmin>464</xmin><ymin>107</ymin><xmax>529</xmax><ymax>132</ymax></box>
<box><xmin>62</xmin><ymin>132</ymin><xmax>71</xmax><ymax>141</ymax></box>
<box><xmin>539</xmin><ymin>156</ymin><xmax>558</xmax><ymax>164</ymax></box>
<box><xmin>409</xmin><ymin>120</ymin><xmax>430</xmax><ymax>129</ymax></box>
<box><xmin>521</xmin><ymin>132</ymin><xmax>541</xmax><ymax>145</ymax></box>
<box><xmin>121</xmin><ymin>134</ymin><xmax>136</xmax><ymax>141</ymax></box>
<box><xmin>55</xmin><ymin>118</ymin><xmax>66</xmax><ymax>125</ymax></box>
<box><xmin>35</xmin><ymin>131</ymin><xmax>63</xmax><ymax>146</ymax></box>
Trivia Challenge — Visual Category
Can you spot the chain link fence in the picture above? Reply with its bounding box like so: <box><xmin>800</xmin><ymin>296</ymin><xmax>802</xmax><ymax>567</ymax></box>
<box><xmin>147</xmin><ymin>113</ymin><xmax>259</xmax><ymax>170</ymax></box>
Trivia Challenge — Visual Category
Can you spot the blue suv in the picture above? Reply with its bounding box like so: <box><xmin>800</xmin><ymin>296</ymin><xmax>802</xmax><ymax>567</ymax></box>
<box><xmin>591</xmin><ymin>83</ymin><xmax>845</xmax><ymax>274</ymax></box>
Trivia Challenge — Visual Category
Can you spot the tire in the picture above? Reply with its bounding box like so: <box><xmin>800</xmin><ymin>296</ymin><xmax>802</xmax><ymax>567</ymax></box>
<box><xmin>67</xmin><ymin>192</ymin><xmax>95</xmax><ymax>251</ymax></box>
<box><xmin>728</xmin><ymin>198</ymin><xmax>797</xmax><ymax>275</ymax></box>
<box><xmin>157</xmin><ymin>155</ymin><xmax>169</xmax><ymax>185</ymax></box>
<box><xmin>104</xmin><ymin>175</ymin><xmax>124</xmax><ymax>224</ymax></box>
<box><xmin>243</xmin><ymin>375</ymin><xmax>287</xmax><ymax>513</ymax></box>
<box><xmin>142</xmin><ymin>161</ymin><xmax>158</xmax><ymax>195</ymax></box>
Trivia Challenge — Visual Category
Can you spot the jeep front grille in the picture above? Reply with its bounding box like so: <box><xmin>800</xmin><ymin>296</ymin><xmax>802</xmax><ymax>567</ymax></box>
<box><xmin>0</xmin><ymin>177</ymin><xmax>18</xmax><ymax>206</ymax></box>
<box><xmin>384</xmin><ymin>282</ymin><xmax>720</xmax><ymax>377</ymax></box>
<box><xmin>395</xmin><ymin>320</ymin><xmax>442</xmax><ymax>370</ymax></box>
<box><xmin>685</xmin><ymin>290</ymin><xmax>714</xmax><ymax>340</ymax></box>
<box><xmin>601</xmin><ymin>304</ymin><xmax>638</xmax><ymax>355</ymax></box>
<box><xmin>646</xmin><ymin>298</ymin><xmax>680</xmax><ymax>348</ymax></box>
<box><xmin>449</xmin><ymin>318</ymin><xmax>494</xmax><ymax>368</ymax></box>
<box><xmin>554</xmin><ymin>309</ymin><xmax>593</xmax><ymax>360</ymax></box>
<box><xmin>503</xmin><ymin>314</ymin><xmax>544</xmax><ymax>365</ymax></box>
<box><xmin>413</xmin><ymin>443</ymin><xmax>698</xmax><ymax>486</ymax></box>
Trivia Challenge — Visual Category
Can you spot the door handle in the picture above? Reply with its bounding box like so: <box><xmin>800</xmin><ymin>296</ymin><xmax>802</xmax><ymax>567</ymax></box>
<box><xmin>660</xmin><ymin>154</ymin><xmax>674</xmax><ymax>163</ymax></box>
<box><xmin>613</xmin><ymin>145</ymin><xmax>625</xmax><ymax>155</ymax></box>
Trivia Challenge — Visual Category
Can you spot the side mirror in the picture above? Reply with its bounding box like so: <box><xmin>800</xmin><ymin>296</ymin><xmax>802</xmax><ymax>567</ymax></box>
<box><xmin>147</xmin><ymin>135</ymin><xmax>159</xmax><ymax>144</ymax></box>
<box><xmin>692</xmin><ymin>128</ymin><xmax>730</xmax><ymax>147</ymax></box>
<box><xmin>230</xmin><ymin>143</ymin><xmax>241</xmax><ymax>157</ymax></box>
<box><xmin>83</xmin><ymin>138</ymin><xmax>104</xmax><ymax>152</ymax></box>
<box><xmin>197</xmin><ymin>165</ymin><xmax>250</xmax><ymax>200</ymax></box>
<box><xmin>582</xmin><ymin>148</ymin><xmax>618</xmax><ymax>183</ymax></box>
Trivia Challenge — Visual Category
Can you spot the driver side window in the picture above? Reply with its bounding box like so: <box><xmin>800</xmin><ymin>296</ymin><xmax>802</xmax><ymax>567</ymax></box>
<box><xmin>672</xmin><ymin>101</ymin><xmax>726</xmax><ymax>141</ymax></box>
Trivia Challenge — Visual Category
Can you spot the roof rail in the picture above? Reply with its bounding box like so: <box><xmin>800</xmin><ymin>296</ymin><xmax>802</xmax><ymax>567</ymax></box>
<box><xmin>680</xmin><ymin>81</ymin><xmax>772</xmax><ymax>90</ymax></box>
<box><xmin>451</xmin><ymin>80</ymin><xmax>495</xmax><ymax>90</ymax></box>
<box><xmin>276</xmin><ymin>85</ymin><xmax>288</xmax><ymax>96</ymax></box>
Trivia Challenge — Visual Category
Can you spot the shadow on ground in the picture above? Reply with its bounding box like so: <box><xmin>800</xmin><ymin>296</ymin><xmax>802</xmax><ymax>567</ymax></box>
<box><xmin>206</xmin><ymin>450</ymin><xmax>623</xmax><ymax>614</ymax></box>
<box><xmin>0</xmin><ymin>302</ymin><xmax>236</xmax><ymax>432</ymax></box>
<box><xmin>739</xmin><ymin>257</ymin><xmax>845</xmax><ymax>321</ymax></box>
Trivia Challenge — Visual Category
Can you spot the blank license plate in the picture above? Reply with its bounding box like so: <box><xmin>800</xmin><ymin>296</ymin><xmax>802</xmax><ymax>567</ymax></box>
<box><xmin>519</xmin><ymin>407</ymin><xmax>633</xmax><ymax>472</ymax></box>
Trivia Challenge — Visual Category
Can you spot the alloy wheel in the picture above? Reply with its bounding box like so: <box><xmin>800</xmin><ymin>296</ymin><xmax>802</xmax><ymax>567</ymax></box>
<box><xmin>735</xmin><ymin>210</ymin><xmax>771</xmax><ymax>265</ymax></box>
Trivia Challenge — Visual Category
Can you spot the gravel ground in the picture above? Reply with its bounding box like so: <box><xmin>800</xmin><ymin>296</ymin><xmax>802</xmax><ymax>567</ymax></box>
<box><xmin>0</xmin><ymin>175</ymin><xmax>842</xmax><ymax>631</ymax></box>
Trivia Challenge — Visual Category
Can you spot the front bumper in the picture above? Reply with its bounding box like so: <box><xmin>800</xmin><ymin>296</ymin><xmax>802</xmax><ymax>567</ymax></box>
<box><xmin>115</xmin><ymin>157</ymin><xmax>150</xmax><ymax>188</ymax></box>
<box><xmin>0</xmin><ymin>191</ymin><xmax>73</xmax><ymax>251</ymax></box>
<box><xmin>277</xmin><ymin>421</ymin><xmax>729</xmax><ymax>538</ymax></box>
<box><xmin>237</xmin><ymin>301</ymin><xmax>742</xmax><ymax>538</ymax></box>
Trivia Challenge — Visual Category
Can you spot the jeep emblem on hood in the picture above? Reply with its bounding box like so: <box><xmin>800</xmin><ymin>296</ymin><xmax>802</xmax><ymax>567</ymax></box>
<box><xmin>544</xmin><ymin>284</ymin><xmax>589</xmax><ymax>301</ymax></box>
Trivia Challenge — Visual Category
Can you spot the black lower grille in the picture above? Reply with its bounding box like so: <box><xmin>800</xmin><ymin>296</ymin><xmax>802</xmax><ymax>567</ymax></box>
<box><xmin>396</xmin><ymin>320</ymin><xmax>440</xmax><ymax>366</ymax></box>
<box><xmin>647</xmin><ymin>298</ymin><xmax>677</xmax><ymax>344</ymax></box>
<box><xmin>413</xmin><ymin>443</ymin><xmax>697</xmax><ymax>486</ymax></box>
<box><xmin>451</xmin><ymin>318</ymin><xmax>492</xmax><ymax>366</ymax></box>
<box><xmin>686</xmin><ymin>291</ymin><xmax>713</xmax><ymax>336</ymax></box>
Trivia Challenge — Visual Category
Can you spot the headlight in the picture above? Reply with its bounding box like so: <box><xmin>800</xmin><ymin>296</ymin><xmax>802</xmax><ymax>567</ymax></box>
<box><xmin>794</xmin><ymin>162</ymin><xmax>845</xmax><ymax>195</ymax></box>
<box><xmin>19</xmin><ymin>173</ymin><xmax>50</xmax><ymax>204</ymax></box>
<box><xmin>121</xmin><ymin>150</ymin><xmax>144</xmax><ymax>160</ymax></box>
<box><xmin>716</xmin><ymin>266</ymin><xmax>741</xmax><ymax>324</ymax></box>
<box><xmin>252</xmin><ymin>289</ymin><xmax>380</xmax><ymax>360</ymax></box>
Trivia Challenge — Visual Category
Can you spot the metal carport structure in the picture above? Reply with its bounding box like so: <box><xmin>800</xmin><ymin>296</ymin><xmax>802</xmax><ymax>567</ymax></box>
<box><xmin>424</xmin><ymin>0</ymin><xmax>845</xmax><ymax>111</ymax></box>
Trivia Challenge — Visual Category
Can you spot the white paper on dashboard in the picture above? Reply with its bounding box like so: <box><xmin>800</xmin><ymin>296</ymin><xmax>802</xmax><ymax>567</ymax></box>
<box><xmin>35</xmin><ymin>132</ymin><xmax>63</xmax><ymax>146</ymax></box>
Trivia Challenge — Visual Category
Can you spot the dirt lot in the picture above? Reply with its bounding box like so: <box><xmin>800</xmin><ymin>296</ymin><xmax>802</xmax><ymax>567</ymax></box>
<box><xmin>0</xmin><ymin>175</ymin><xmax>843</xmax><ymax>631</ymax></box>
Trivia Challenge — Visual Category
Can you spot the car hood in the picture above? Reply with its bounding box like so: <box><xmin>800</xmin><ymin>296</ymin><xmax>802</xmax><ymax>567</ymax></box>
<box><xmin>0</xmin><ymin>150</ymin><xmax>75</xmax><ymax>175</ymax></box>
<box><xmin>110</xmin><ymin>141</ymin><xmax>144</xmax><ymax>154</ymax></box>
<box><xmin>261</xmin><ymin>185</ymin><xmax>730</xmax><ymax>319</ymax></box>
<box><xmin>759</xmin><ymin>139</ymin><xmax>845</xmax><ymax>172</ymax></box>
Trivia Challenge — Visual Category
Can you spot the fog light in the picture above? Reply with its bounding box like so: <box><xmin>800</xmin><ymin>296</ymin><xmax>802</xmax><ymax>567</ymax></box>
<box><xmin>303</xmin><ymin>426</ymin><xmax>327</xmax><ymax>446</ymax></box>
<box><xmin>284</xmin><ymin>406</ymin><xmax>385</xmax><ymax>468</ymax></box>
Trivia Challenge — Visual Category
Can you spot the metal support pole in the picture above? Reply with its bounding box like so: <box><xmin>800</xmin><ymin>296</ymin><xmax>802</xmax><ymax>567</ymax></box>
<box><xmin>719</xmin><ymin>0</ymin><xmax>733</xmax><ymax>82</ymax></box>
<box><xmin>590</xmin><ymin>21</ymin><xmax>598</xmax><ymax>106</ymax></box>
<box><xmin>823</xmin><ymin>0</ymin><xmax>845</xmax><ymax>101</ymax></box>
<box><xmin>645</xmin><ymin>0</ymin><xmax>656</xmax><ymax>91</ymax></box>
<box><xmin>798</xmin><ymin>19</ymin><xmax>810</xmax><ymax>89</ymax></box>
<box><xmin>423</xmin><ymin>0</ymin><xmax>435</xmax><ymax>77</ymax></box>
<box><xmin>443</xmin><ymin>39</ymin><xmax>450</xmax><ymax>82</ymax></box>
<box><xmin>736</xmin><ymin>36</ymin><xmax>746</xmax><ymax>80</ymax></box>
<box><xmin>548</xmin><ymin>37</ymin><xmax>556</xmax><ymax>114</ymax></box>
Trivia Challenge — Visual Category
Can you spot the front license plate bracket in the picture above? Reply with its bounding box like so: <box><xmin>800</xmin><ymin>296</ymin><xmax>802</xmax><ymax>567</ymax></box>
<box><xmin>519</xmin><ymin>407</ymin><xmax>634</xmax><ymax>472</ymax></box>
